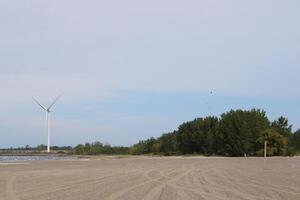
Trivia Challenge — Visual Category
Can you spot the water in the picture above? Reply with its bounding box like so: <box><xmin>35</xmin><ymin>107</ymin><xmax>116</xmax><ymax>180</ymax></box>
<box><xmin>0</xmin><ymin>156</ymin><xmax>76</xmax><ymax>162</ymax></box>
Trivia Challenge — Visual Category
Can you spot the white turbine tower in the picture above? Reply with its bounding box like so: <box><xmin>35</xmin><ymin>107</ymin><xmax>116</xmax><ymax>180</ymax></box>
<box><xmin>33</xmin><ymin>95</ymin><xmax>62</xmax><ymax>153</ymax></box>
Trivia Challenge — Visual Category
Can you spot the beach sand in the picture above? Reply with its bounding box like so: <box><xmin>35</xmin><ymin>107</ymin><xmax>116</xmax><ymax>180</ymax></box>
<box><xmin>1</xmin><ymin>156</ymin><xmax>299</xmax><ymax>200</ymax></box>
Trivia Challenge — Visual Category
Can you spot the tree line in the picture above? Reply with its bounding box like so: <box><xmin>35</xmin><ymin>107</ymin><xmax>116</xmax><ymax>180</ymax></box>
<box><xmin>3</xmin><ymin>109</ymin><xmax>300</xmax><ymax>156</ymax></box>
<box><xmin>129</xmin><ymin>109</ymin><xmax>300</xmax><ymax>156</ymax></box>
<box><xmin>74</xmin><ymin>142</ymin><xmax>130</xmax><ymax>155</ymax></box>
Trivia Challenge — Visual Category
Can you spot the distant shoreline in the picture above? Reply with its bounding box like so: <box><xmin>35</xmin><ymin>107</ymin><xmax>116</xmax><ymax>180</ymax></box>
<box><xmin>0</xmin><ymin>152</ymin><xmax>70</xmax><ymax>157</ymax></box>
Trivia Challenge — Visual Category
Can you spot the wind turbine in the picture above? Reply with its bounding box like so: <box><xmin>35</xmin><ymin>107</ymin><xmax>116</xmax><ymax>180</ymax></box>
<box><xmin>33</xmin><ymin>95</ymin><xmax>62</xmax><ymax>153</ymax></box>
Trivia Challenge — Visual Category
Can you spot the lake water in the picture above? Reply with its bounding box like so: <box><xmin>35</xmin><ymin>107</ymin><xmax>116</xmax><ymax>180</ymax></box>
<box><xmin>0</xmin><ymin>156</ymin><xmax>76</xmax><ymax>162</ymax></box>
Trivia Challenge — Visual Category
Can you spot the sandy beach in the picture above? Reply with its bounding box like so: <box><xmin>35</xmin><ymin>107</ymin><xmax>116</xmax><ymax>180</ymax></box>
<box><xmin>0</xmin><ymin>156</ymin><xmax>299</xmax><ymax>200</ymax></box>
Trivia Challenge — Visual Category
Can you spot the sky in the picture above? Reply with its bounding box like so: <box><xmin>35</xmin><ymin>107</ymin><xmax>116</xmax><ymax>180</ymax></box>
<box><xmin>0</xmin><ymin>0</ymin><xmax>299</xmax><ymax>148</ymax></box>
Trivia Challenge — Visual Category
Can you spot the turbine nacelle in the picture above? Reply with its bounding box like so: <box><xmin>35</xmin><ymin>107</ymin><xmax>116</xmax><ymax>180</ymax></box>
<box><xmin>33</xmin><ymin>94</ymin><xmax>62</xmax><ymax>113</ymax></box>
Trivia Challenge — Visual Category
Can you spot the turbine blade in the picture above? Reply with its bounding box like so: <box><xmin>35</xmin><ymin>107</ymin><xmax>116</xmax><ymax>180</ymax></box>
<box><xmin>47</xmin><ymin>94</ymin><xmax>62</xmax><ymax>111</ymax></box>
<box><xmin>32</xmin><ymin>97</ymin><xmax>47</xmax><ymax>110</ymax></box>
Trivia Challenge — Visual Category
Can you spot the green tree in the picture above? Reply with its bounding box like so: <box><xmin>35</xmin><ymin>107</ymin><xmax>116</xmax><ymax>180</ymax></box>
<box><xmin>74</xmin><ymin>144</ymin><xmax>85</xmax><ymax>154</ymax></box>
<box><xmin>271</xmin><ymin>116</ymin><xmax>293</xmax><ymax>154</ymax></box>
<box><xmin>271</xmin><ymin>116</ymin><xmax>292</xmax><ymax>137</ymax></box>
<box><xmin>218</xmin><ymin>109</ymin><xmax>270</xmax><ymax>156</ymax></box>
<box><xmin>256</xmin><ymin>129</ymin><xmax>287</xmax><ymax>156</ymax></box>
<box><xmin>291</xmin><ymin>130</ymin><xmax>300</xmax><ymax>153</ymax></box>
<box><xmin>158</xmin><ymin>131</ymin><xmax>178</xmax><ymax>154</ymax></box>
<box><xmin>176</xmin><ymin>117</ymin><xmax>219</xmax><ymax>154</ymax></box>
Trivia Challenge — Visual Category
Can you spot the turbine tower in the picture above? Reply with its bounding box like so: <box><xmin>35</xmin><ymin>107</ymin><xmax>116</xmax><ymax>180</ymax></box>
<box><xmin>33</xmin><ymin>95</ymin><xmax>62</xmax><ymax>153</ymax></box>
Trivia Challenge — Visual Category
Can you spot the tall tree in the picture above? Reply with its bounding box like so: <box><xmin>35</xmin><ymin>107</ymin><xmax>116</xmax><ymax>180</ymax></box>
<box><xmin>176</xmin><ymin>117</ymin><xmax>219</xmax><ymax>154</ymax></box>
<box><xmin>271</xmin><ymin>116</ymin><xmax>292</xmax><ymax>137</ymax></box>
<box><xmin>292</xmin><ymin>129</ymin><xmax>300</xmax><ymax>152</ymax></box>
<box><xmin>271</xmin><ymin>116</ymin><xmax>293</xmax><ymax>154</ymax></box>
<box><xmin>218</xmin><ymin>109</ymin><xmax>270</xmax><ymax>156</ymax></box>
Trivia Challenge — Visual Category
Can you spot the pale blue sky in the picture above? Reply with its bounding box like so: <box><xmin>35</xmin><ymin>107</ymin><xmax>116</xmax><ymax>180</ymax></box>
<box><xmin>0</xmin><ymin>0</ymin><xmax>299</xmax><ymax>147</ymax></box>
